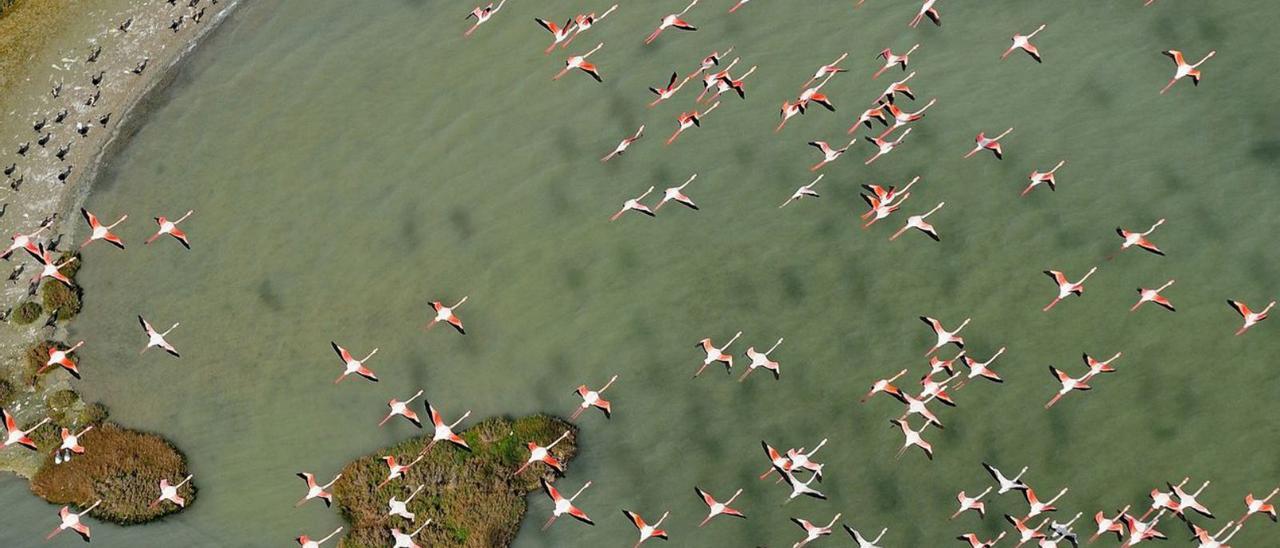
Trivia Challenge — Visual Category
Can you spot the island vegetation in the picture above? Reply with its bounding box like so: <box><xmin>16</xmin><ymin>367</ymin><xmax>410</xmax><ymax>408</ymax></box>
<box><xmin>333</xmin><ymin>414</ymin><xmax>578</xmax><ymax>547</ymax></box>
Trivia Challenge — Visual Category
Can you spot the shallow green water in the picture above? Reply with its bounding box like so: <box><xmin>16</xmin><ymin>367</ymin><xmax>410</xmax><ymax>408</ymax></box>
<box><xmin>4</xmin><ymin>1</ymin><xmax>1280</xmax><ymax>546</ymax></box>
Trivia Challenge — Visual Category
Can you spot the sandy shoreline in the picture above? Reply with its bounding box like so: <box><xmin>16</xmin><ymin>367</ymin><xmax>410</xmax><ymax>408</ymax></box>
<box><xmin>0</xmin><ymin>0</ymin><xmax>240</xmax><ymax>478</ymax></box>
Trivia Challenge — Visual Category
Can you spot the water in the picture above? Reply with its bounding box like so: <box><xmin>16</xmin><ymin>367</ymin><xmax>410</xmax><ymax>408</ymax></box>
<box><xmin>3</xmin><ymin>1</ymin><xmax>1280</xmax><ymax>546</ymax></box>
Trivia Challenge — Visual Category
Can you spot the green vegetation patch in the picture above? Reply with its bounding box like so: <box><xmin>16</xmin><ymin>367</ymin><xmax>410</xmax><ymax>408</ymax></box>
<box><xmin>12</xmin><ymin>301</ymin><xmax>42</xmax><ymax>324</ymax></box>
<box><xmin>333</xmin><ymin>414</ymin><xmax>577</xmax><ymax>548</ymax></box>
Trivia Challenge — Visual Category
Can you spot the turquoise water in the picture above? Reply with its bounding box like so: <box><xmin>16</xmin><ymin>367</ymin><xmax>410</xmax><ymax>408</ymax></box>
<box><xmin>4</xmin><ymin>1</ymin><xmax>1280</xmax><ymax>546</ymax></box>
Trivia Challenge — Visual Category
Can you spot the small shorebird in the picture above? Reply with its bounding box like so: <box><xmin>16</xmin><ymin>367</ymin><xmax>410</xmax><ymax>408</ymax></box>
<box><xmin>808</xmin><ymin>140</ymin><xmax>854</xmax><ymax>171</ymax></box>
<box><xmin>610</xmin><ymin>186</ymin><xmax>656</xmax><ymax>221</ymax></box>
<box><xmin>667</xmin><ymin>101</ymin><xmax>720</xmax><ymax>145</ymax></box>
<box><xmin>1021</xmin><ymin>160</ymin><xmax>1065</xmax><ymax>196</ymax></box>
<box><xmin>889</xmin><ymin>418</ymin><xmax>933</xmax><ymax>460</ymax></box>
<box><xmin>1002</xmin><ymin>24</ymin><xmax>1046</xmax><ymax>62</ymax></box>
<box><xmin>648</xmin><ymin>72</ymin><xmax>689</xmax><ymax>107</ymax></box>
<box><xmin>390</xmin><ymin>520</ymin><xmax>431</xmax><ymax>548</ymax></box>
<box><xmin>780</xmin><ymin>174</ymin><xmax>823</xmax><ymax>208</ymax></box>
<box><xmin>1090</xmin><ymin>506</ymin><xmax>1131</xmax><ymax>543</ymax></box>
<box><xmin>145</xmin><ymin>210</ymin><xmax>193</xmax><ymax>249</ymax></box>
<box><xmin>296</xmin><ymin>528</ymin><xmax>343</xmax><ymax>548</ymax></box>
<box><xmin>952</xmin><ymin>487</ymin><xmax>994</xmax><ymax>519</ymax></box>
<box><xmin>964</xmin><ymin>128</ymin><xmax>1013</xmax><ymax>159</ymax></box>
<box><xmin>47</xmin><ymin>501</ymin><xmax>101</xmax><ymax>542</ymax></box>
<box><xmin>37</xmin><ymin>340</ymin><xmax>85</xmax><ymax>379</ymax></box>
<box><xmin>535</xmin><ymin>18</ymin><xmax>577</xmax><ymax>54</ymax></box>
<box><xmin>427</xmin><ymin>296</ymin><xmax>468</xmax><ymax>334</ymax></box>
<box><xmin>541</xmin><ymin>478</ymin><xmax>593</xmax><ymax>529</ymax></box>
<box><xmin>1115</xmin><ymin>218</ymin><xmax>1166</xmax><ymax>256</ymax></box>
<box><xmin>921</xmin><ymin>316</ymin><xmax>970</xmax><ymax>356</ymax></box>
<box><xmin>739</xmin><ymin>338</ymin><xmax>784</xmax><ymax>381</ymax></box>
<box><xmin>388</xmin><ymin>485</ymin><xmax>425</xmax><ymax>520</ymax></box>
<box><xmin>554</xmin><ymin>43</ymin><xmax>604</xmax><ymax>82</ymax></box>
<box><xmin>380</xmin><ymin>389</ymin><xmax>425</xmax><ymax>427</ymax></box>
<box><xmin>983</xmin><ymin>462</ymin><xmax>1029</xmax><ymax>494</ymax></box>
<box><xmin>1240</xmin><ymin>488</ymin><xmax>1278</xmax><ymax>523</ymax></box>
<box><xmin>1160</xmin><ymin>49</ymin><xmax>1215</xmax><ymax>94</ymax></box>
<box><xmin>861</xmin><ymin>368</ymin><xmax>907</xmax><ymax>403</ymax></box>
<box><xmin>464</xmin><ymin>1</ymin><xmax>506</xmax><ymax>37</ymax></box>
<box><xmin>602</xmin><ymin>125</ymin><xmax>644</xmax><ymax>162</ymax></box>
<box><xmin>564</xmin><ymin>5</ymin><xmax>619</xmax><ymax>49</ymax></box>
<box><xmin>1132</xmin><ymin>280</ymin><xmax>1175</xmax><ymax>312</ymax></box>
<box><xmin>139</xmin><ymin>315</ymin><xmax>181</xmax><ymax>357</ymax></box>
<box><xmin>1042</xmin><ymin>267</ymin><xmax>1098</xmax><ymax>311</ymax></box>
<box><xmin>422</xmin><ymin>400</ymin><xmax>472</xmax><ymax>454</ymax></box>
<box><xmin>55</xmin><ymin>425</ymin><xmax>92</xmax><ymax>463</ymax></box>
<box><xmin>653</xmin><ymin>174</ymin><xmax>699</xmax><ymax>211</ymax></box>
<box><xmin>29</xmin><ymin>245</ymin><xmax>76</xmax><ymax>287</ymax></box>
<box><xmin>696</xmin><ymin>487</ymin><xmax>745</xmax><ymax>526</ymax></box>
<box><xmin>1045</xmin><ymin>366</ymin><xmax>1092</xmax><ymax>409</ymax></box>
<box><xmin>956</xmin><ymin>532</ymin><xmax>1006</xmax><ymax>548</ymax></box>
<box><xmin>377</xmin><ymin>455</ymin><xmax>424</xmax><ymax>489</ymax></box>
<box><xmin>908</xmin><ymin>0</ymin><xmax>942</xmax><ymax>28</ymax></box>
<box><xmin>572</xmin><ymin>374</ymin><xmax>617</xmax><ymax>419</ymax></box>
<box><xmin>845</xmin><ymin>525</ymin><xmax>888</xmax><ymax>548</ymax></box>
<box><xmin>645</xmin><ymin>0</ymin><xmax>699</xmax><ymax>45</ymax></box>
<box><xmin>514</xmin><ymin>430</ymin><xmax>572</xmax><ymax>475</ymax></box>
<box><xmin>331</xmin><ymin>342</ymin><xmax>379</xmax><ymax>383</ymax></box>
<box><xmin>80</xmin><ymin>208</ymin><xmax>127</xmax><ymax>249</ymax></box>
<box><xmin>695</xmin><ymin>331</ymin><xmax>741</xmax><ymax>377</ymax></box>
<box><xmin>864</xmin><ymin>128</ymin><xmax>911</xmax><ymax>165</ymax></box>
<box><xmin>890</xmin><ymin>202</ymin><xmax>944</xmax><ymax>241</ymax></box>
<box><xmin>623</xmin><ymin>510</ymin><xmax>669</xmax><ymax>547</ymax></box>
<box><xmin>1227</xmin><ymin>299</ymin><xmax>1274</xmax><ymax>335</ymax></box>
<box><xmin>150</xmin><ymin>475</ymin><xmax>194</xmax><ymax>508</ymax></box>
<box><xmin>873</xmin><ymin>44</ymin><xmax>919</xmax><ymax>79</ymax></box>
<box><xmin>296</xmin><ymin>472</ymin><xmax>341</xmax><ymax>507</ymax></box>
<box><xmin>791</xmin><ymin>514</ymin><xmax>841</xmax><ymax>547</ymax></box>
<box><xmin>800</xmin><ymin>53</ymin><xmax>849</xmax><ymax>88</ymax></box>
<box><xmin>2</xmin><ymin>408</ymin><xmax>49</xmax><ymax>450</ymax></box>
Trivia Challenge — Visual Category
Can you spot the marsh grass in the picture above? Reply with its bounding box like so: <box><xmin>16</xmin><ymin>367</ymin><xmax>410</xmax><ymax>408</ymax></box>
<box><xmin>333</xmin><ymin>414</ymin><xmax>577</xmax><ymax>548</ymax></box>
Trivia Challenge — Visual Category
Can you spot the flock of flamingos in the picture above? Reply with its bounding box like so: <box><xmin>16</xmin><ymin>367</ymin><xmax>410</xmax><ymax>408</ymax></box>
<box><xmin>0</xmin><ymin>0</ymin><xmax>1273</xmax><ymax>546</ymax></box>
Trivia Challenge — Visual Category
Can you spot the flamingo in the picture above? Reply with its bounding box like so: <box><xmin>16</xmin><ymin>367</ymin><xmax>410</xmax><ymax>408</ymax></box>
<box><xmin>874</xmin><ymin>71</ymin><xmax>917</xmax><ymax>105</ymax></box>
<box><xmin>144</xmin><ymin>209</ymin><xmax>193</xmax><ymax>249</ymax></box>
<box><xmin>535</xmin><ymin>18</ymin><xmax>577</xmax><ymax>54</ymax></box>
<box><xmin>2</xmin><ymin>408</ymin><xmax>49</xmax><ymax>450</ymax></box>
<box><xmin>1023</xmin><ymin>487</ymin><xmax>1069</xmax><ymax>518</ymax></box>
<box><xmin>541</xmin><ymin>478</ymin><xmax>593</xmax><ymax>529</ymax></box>
<box><xmin>464</xmin><ymin>1</ymin><xmax>506</xmax><ymax>37</ymax></box>
<box><xmin>388</xmin><ymin>484</ymin><xmax>425</xmax><ymax>520</ymax></box>
<box><xmin>37</xmin><ymin>340</ymin><xmax>85</xmax><ymax>379</ymax></box>
<box><xmin>296</xmin><ymin>527</ymin><xmax>343</xmax><ymax>548</ymax></box>
<box><xmin>761</xmin><ymin>440</ymin><xmax>795</xmax><ymax>480</ymax></box>
<box><xmin>610</xmin><ymin>186</ymin><xmax>656</xmax><ymax>221</ymax></box>
<box><xmin>666</xmin><ymin>101</ymin><xmax>720</xmax><ymax>145</ymax></box>
<box><xmin>1042</xmin><ymin>267</ymin><xmax>1098</xmax><ymax>311</ymax></box>
<box><xmin>514</xmin><ymin>430</ymin><xmax>572</xmax><ymax>475</ymax></box>
<box><xmin>800</xmin><ymin>53</ymin><xmax>849</xmax><ymax>88</ymax></box>
<box><xmin>695</xmin><ymin>331</ymin><xmax>741</xmax><ymax>377</ymax></box>
<box><xmin>331</xmin><ymin>342</ymin><xmax>378</xmax><ymax>383</ymax></box>
<box><xmin>1169</xmin><ymin>478</ymin><xmax>1214</xmax><ymax>518</ymax></box>
<box><xmin>645</xmin><ymin>0</ymin><xmax>699</xmax><ymax>45</ymax></box>
<box><xmin>149</xmin><ymin>475</ymin><xmax>193</xmax><ymax>508</ymax></box>
<box><xmin>554</xmin><ymin>43</ymin><xmax>604</xmax><ymax>81</ymax></box>
<box><xmin>848</xmin><ymin>106</ymin><xmax>890</xmax><ymax>135</ymax></box>
<box><xmin>29</xmin><ymin>245</ymin><xmax>76</xmax><ymax>286</ymax></box>
<box><xmin>707</xmin><ymin>65</ymin><xmax>758</xmax><ymax>102</ymax></box>
<box><xmin>955</xmin><ymin>347</ymin><xmax>1006</xmax><ymax>388</ymax></box>
<box><xmin>1043</xmin><ymin>512</ymin><xmax>1082</xmax><ymax>547</ymax></box>
<box><xmin>653</xmin><ymin>174</ymin><xmax>699</xmax><ymax>211</ymax></box>
<box><xmin>919</xmin><ymin>371</ymin><xmax>960</xmax><ymax>407</ymax></box>
<box><xmin>786</xmin><ymin>438</ymin><xmax>827</xmax><ymax>480</ymax></box>
<box><xmin>572</xmin><ymin>374</ymin><xmax>617</xmax><ymax>419</ymax></box>
<box><xmin>908</xmin><ymin>0</ymin><xmax>942</xmax><ymax>28</ymax></box>
<box><xmin>422</xmin><ymin>400</ymin><xmax>472</xmax><ymax>454</ymax></box>
<box><xmin>861</xmin><ymin>368</ymin><xmax>908</xmax><ymax>403</ymax></box>
<box><xmin>695</xmin><ymin>57</ymin><xmax>741</xmax><ymax>102</ymax></box>
<box><xmin>921</xmin><ymin>316</ymin><xmax>970</xmax><ymax>356</ymax></box>
<box><xmin>380</xmin><ymin>389</ymin><xmax>424</xmax><ymax>427</ymax></box>
<box><xmin>845</xmin><ymin>525</ymin><xmax>888</xmax><ymax>548</ymax></box>
<box><xmin>1240</xmin><ymin>487</ymin><xmax>1278</xmax><ymax>523</ymax></box>
<box><xmin>1190</xmin><ymin>520</ymin><xmax>1243</xmax><ymax>548</ymax></box>
<box><xmin>1089</xmin><ymin>505</ymin><xmax>1131</xmax><ymax>543</ymax></box>
<box><xmin>863</xmin><ymin>127</ymin><xmax>911</xmax><ymax>165</ymax></box>
<box><xmin>957</xmin><ymin>532</ymin><xmax>1007</xmax><ymax>548</ymax></box>
<box><xmin>952</xmin><ymin>487</ymin><xmax>994</xmax><ymax>519</ymax></box>
<box><xmin>739</xmin><ymin>337</ymin><xmax>784</xmax><ymax>381</ymax></box>
<box><xmin>872</xmin><ymin>44</ymin><xmax>919</xmax><ymax>79</ymax></box>
<box><xmin>861</xmin><ymin>192</ymin><xmax>910</xmax><ymax>229</ymax></box>
<box><xmin>890</xmin><ymin>202</ymin><xmax>944</xmax><ymax>241</ymax></box>
<box><xmin>2</xmin><ymin>223</ymin><xmax>50</xmax><ymax>260</ymax></box>
<box><xmin>983</xmin><ymin>462</ymin><xmax>1029</xmax><ymax>494</ymax></box>
<box><xmin>889</xmin><ymin>418</ymin><xmax>933</xmax><ymax>460</ymax></box>
<box><xmin>861</xmin><ymin>176</ymin><xmax>919</xmax><ymax>220</ymax></box>
<box><xmin>377</xmin><ymin>455</ymin><xmax>425</xmax><ymax>489</ymax></box>
<box><xmin>1002</xmin><ymin>24</ymin><xmax>1046</xmax><ymax>62</ymax></box>
<box><xmin>776</xmin><ymin>100</ymin><xmax>804</xmax><ymax>132</ymax></box>
<box><xmin>622</xmin><ymin>510</ymin><xmax>669</xmax><ymax>547</ymax></box>
<box><xmin>728</xmin><ymin>0</ymin><xmax>751</xmax><ymax>13</ymax></box>
<box><xmin>1141</xmin><ymin>481</ymin><xmax>1185</xmax><ymax>520</ymax></box>
<box><xmin>1045</xmin><ymin>366</ymin><xmax>1092</xmax><ymax>409</ymax></box>
<box><xmin>695</xmin><ymin>487</ymin><xmax>745</xmax><ymax>526</ymax></box>
<box><xmin>55</xmin><ymin>425</ymin><xmax>92</xmax><ymax>463</ymax></box>
<box><xmin>79</xmin><ymin>208</ymin><xmax>127</xmax><ymax>249</ymax></box>
<box><xmin>1160</xmin><ymin>49</ymin><xmax>1216</xmax><ymax>94</ymax></box>
<box><xmin>877</xmin><ymin>98</ymin><xmax>936</xmax><ymax>139</ymax></box>
<box><xmin>780</xmin><ymin>174</ymin><xmax>823</xmax><ymax>208</ymax></box>
<box><xmin>296</xmin><ymin>472</ymin><xmax>341</xmax><ymax>507</ymax></box>
<box><xmin>964</xmin><ymin>128</ymin><xmax>1013</xmax><ymax>159</ymax></box>
<box><xmin>795</xmin><ymin>75</ymin><xmax>836</xmax><ymax>112</ymax></box>
<box><xmin>1115</xmin><ymin>218</ymin><xmax>1166</xmax><ymax>256</ymax></box>
<box><xmin>781</xmin><ymin>470</ymin><xmax>828</xmax><ymax>503</ymax></box>
<box><xmin>1228</xmin><ymin>299</ymin><xmax>1274</xmax><ymax>335</ymax></box>
<box><xmin>427</xmin><ymin>296</ymin><xmax>468</xmax><ymax>334</ymax></box>
<box><xmin>648</xmin><ymin>72</ymin><xmax>689</xmax><ymax>107</ymax></box>
<box><xmin>1132</xmin><ymin>280</ymin><xmax>1175</xmax><ymax>312</ymax></box>
<box><xmin>1121</xmin><ymin>510</ymin><xmax>1167</xmax><ymax>546</ymax></box>
<box><xmin>138</xmin><ymin>315</ymin><xmax>181</xmax><ymax>357</ymax></box>
<box><xmin>564</xmin><ymin>5</ymin><xmax>619</xmax><ymax>49</ymax></box>
<box><xmin>929</xmin><ymin>352</ymin><xmax>965</xmax><ymax>377</ymax></box>
<box><xmin>390</xmin><ymin>520</ymin><xmax>432</xmax><ymax>548</ymax></box>
<box><xmin>46</xmin><ymin>501</ymin><xmax>101</xmax><ymax>542</ymax></box>
<box><xmin>808</xmin><ymin>140</ymin><xmax>854</xmax><ymax>171</ymax></box>
<box><xmin>1005</xmin><ymin>514</ymin><xmax>1049</xmax><ymax>547</ymax></box>
<box><xmin>1021</xmin><ymin>160</ymin><xmax>1065</xmax><ymax>196</ymax></box>
<box><xmin>791</xmin><ymin>513</ymin><xmax>841</xmax><ymax>546</ymax></box>
<box><xmin>601</xmin><ymin>125</ymin><xmax>644</xmax><ymax>162</ymax></box>
<box><xmin>889</xmin><ymin>389</ymin><xmax>944</xmax><ymax>428</ymax></box>
<box><xmin>686</xmin><ymin>46</ymin><xmax>735</xmax><ymax>82</ymax></box>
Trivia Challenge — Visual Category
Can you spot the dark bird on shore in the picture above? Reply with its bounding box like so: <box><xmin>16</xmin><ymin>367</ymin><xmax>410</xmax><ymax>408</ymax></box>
<box><xmin>29</xmin><ymin>281</ymin><xmax>39</xmax><ymax>297</ymax></box>
<box><xmin>119</xmin><ymin>17</ymin><xmax>133</xmax><ymax>33</ymax></box>
<box><xmin>170</xmin><ymin>16</ymin><xmax>185</xmax><ymax>33</ymax></box>
<box><xmin>91</xmin><ymin>71</ymin><xmax>104</xmax><ymax>86</ymax></box>
<box><xmin>50</xmin><ymin>81</ymin><xmax>62</xmax><ymax>98</ymax></box>
<box><xmin>85</xmin><ymin>89</ymin><xmax>100</xmax><ymax>107</ymax></box>
<box><xmin>54</xmin><ymin>109</ymin><xmax>68</xmax><ymax>123</ymax></box>
<box><xmin>132</xmin><ymin>58</ymin><xmax>149</xmax><ymax>75</ymax></box>
<box><xmin>33</xmin><ymin>117</ymin><xmax>47</xmax><ymax>132</ymax></box>
<box><xmin>190</xmin><ymin>0</ymin><xmax>201</xmax><ymax>7</ymax></box>
<box><xmin>0</xmin><ymin>308</ymin><xmax>10</xmax><ymax>322</ymax></box>
<box><xmin>76</xmin><ymin>122</ymin><xmax>91</xmax><ymax>137</ymax></box>
<box><xmin>3</xmin><ymin>164</ymin><xmax>14</xmax><ymax>177</ymax></box>
<box><xmin>98</xmin><ymin>112</ymin><xmax>112</xmax><ymax>127</ymax></box>
<box><xmin>167</xmin><ymin>0</ymin><xmax>178</xmax><ymax>5</ymax></box>
<box><xmin>194</xmin><ymin>7</ymin><xmax>206</xmax><ymax>23</ymax></box>
<box><xmin>0</xmin><ymin>203</ymin><xmax>6</xmax><ymax>218</ymax></box>
<box><xmin>48</xmin><ymin>234</ymin><xmax>64</xmax><ymax>252</ymax></box>
<box><xmin>17</xmin><ymin>142</ymin><xmax>29</xmax><ymax>156</ymax></box>
<box><xmin>38</xmin><ymin>133</ymin><xmax>52</xmax><ymax>147</ymax></box>
<box><xmin>56</xmin><ymin>143</ymin><xmax>71</xmax><ymax>161</ymax></box>
<box><xmin>87</xmin><ymin>45</ymin><xmax>101</xmax><ymax>63</ymax></box>
<box><xmin>8</xmin><ymin>264</ymin><xmax>24</xmax><ymax>282</ymax></box>
<box><xmin>57</xmin><ymin>166</ymin><xmax>73</xmax><ymax>183</ymax></box>
<box><xmin>42</xmin><ymin>213</ymin><xmax>58</xmax><ymax>228</ymax></box>
<box><xmin>45</xmin><ymin>308</ymin><xmax>61</xmax><ymax>329</ymax></box>
<box><xmin>8</xmin><ymin>175</ymin><xmax>22</xmax><ymax>192</ymax></box>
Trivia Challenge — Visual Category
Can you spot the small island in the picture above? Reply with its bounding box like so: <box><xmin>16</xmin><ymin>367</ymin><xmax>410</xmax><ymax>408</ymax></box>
<box><xmin>333</xmin><ymin>414</ymin><xmax>578</xmax><ymax>547</ymax></box>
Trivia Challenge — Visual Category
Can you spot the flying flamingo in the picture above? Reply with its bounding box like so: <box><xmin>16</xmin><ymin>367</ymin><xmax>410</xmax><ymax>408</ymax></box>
<box><xmin>872</xmin><ymin>44</ymin><xmax>919</xmax><ymax>79</ymax></box>
<box><xmin>1002</xmin><ymin>24</ymin><xmax>1046</xmax><ymax>62</ymax></box>
<box><xmin>795</xmin><ymin>76</ymin><xmax>836</xmax><ymax>112</ymax></box>
<box><xmin>55</xmin><ymin>425</ymin><xmax>92</xmax><ymax>463</ymax></box>
<box><xmin>1190</xmin><ymin>520</ymin><xmax>1243</xmax><ymax>548</ymax></box>
<box><xmin>889</xmin><ymin>418</ymin><xmax>933</xmax><ymax>460</ymax></box>
<box><xmin>554</xmin><ymin>43</ymin><xmax>604</xmax><ymax>81</ymax></box>
<box><xmin>1132</xmin><ymin>280</ymin><xmax>1175</xmax><ymax>312</ymax></box>
<box><xmin>791</xmin><ymin>514</ymin><xmax>842</xmax><ymax>547</ymax></box>
<box><xmin>861</xmin><ymin>192</ymin><xmax>910</xmax><ymax>229</ymax></box>
<box><xmin>1141</xmin><ymin>481</ymin><xmax>1184</xmax><ymax>520</ymax></box>
<box><xmin>861</xmin><ymin>368</ymin><xmax>908</xmax><ymax>403</ymax></box>
<box><xmin>667</xmin><ymin>101</ymin><xmax>720</xmax><ymax>145</ymax></box>
<box><xmin>848</xmin><ymin>106</ymin><xmax>890</xmax><ymax>135</ymax></box>
<box><xmin>29</xmin><ymin>245</ymin><xmax>76</xmax><ymax>286</ymax></box>
<box><xmin>695</xmin><ymin>487</ymin><xmax>745</xmax><ymax>526</ymax></box>
<box><xmin>929</xmin><ymin>352</ymin><xmax>965</xmax><ymax>377</ymax></box>
<box><xmin>808</xmin><ymin>140</ymin><xmax>854</xmax><ymax>171</ymax></box>
<box><xmin>564</xmin><ymin>5</ymin><xmax>619</xmax><ymax>49</ymax></box>
<box><xmin>728</xmin><ymin>0</ymin><xmax>751</xmax><ymax>13</ymax></box>
<box><xmin>761</xmin><ymin>440</ymin><xmax>795</xmax><ymax>480</ymax></box>
<box><xmin>150</xmin><ymin>475</ymin><xmax>194</xmax><ymax>508</ymax></box>
<box><xmin>983</xmin><ymin>462</ymin><xmax>1029</xmax><ymax>494</ymax></box>
<box><xmin>1169</xmin><ymin>478</ymin><xmax>1214</xmax><ymax>518</ymax></box>
<box><xmin>1240</xmin><ymin>487</ymin><xmax>1278</xmax><ymax>523</ymax></box>
<box><xmin>1160</xmin><ymin>49</ymin><xmax>1216</xmax><ymax>94</ymax></box>
<box><xmin>889</xmin><ymin>390</ymin><xmax>944</xmax><ymax>429</ymax></box>
<box><xmin>861</xmin><ymin>176</ymin><xmax>919</xmax><ymax>220</ymax></box>
<box><xmin>1089</xmin><ymin>506</ymin><xmax>1131</xmax><ymax>543</ymax></box>
<box><xmin>1115</xmin><ymin>218</ymin><xmax>1166</xmax><ymax>256</ymax></box>
<box><xmin>908</xmin><ymin>0</ymin><xmax>942</xmax><ymax>28</ymax></box>
<box><xmin>46</xmin><ymin>500</ymin><xmax>101</xmax><ymax>542</ymax></box>
<box><xmin>707</xmin><ymin>65</ymin><xmax>758</xmax><ymax>101</ymax></box>
<box><xmin>1121</xmin><ymin>510</ymin><xmax>1168</xmax><ymax>546</ymax></box>
<box><xmin>776</xmin><ymin>100</ymin><xmax>804</xmax><ymax>132</ymax></box>
<box><xmin>427</xmin><ymin>296</ymin><xmax>468</xmax><ymax>334</ymax></box>
<box><xmin>1023</xmin><ymin>487</ymin><xmax>1069</xmax><ymax>518</ymax></box>
<box><xmin>388</xmin><ymin>484</ymin><xmax>425</xmax><ymax>520</ymax></box>
<box><xmin>296</xmin><ymin>472</ymin><xmax>341</xmax><ymax>507</ymax></box>
<box><xmin>1044</xmin><ymin>513</ymin><xmax>1082</xmax><ymax>547</ymax></box>
<box><xmin>954</xmin><ymin>347</ymin><xmax>1006</xmax><ymax>389</ymax></box>
<box><xmin>781</xmin><ymin>470</ymin><xmax>828</xmax><ymax>503</ymax></box>
<box><xmin>390</xmin><ymin>520</ymin><xmax>432</xmax><ymax>548</ymax></box>
<box><xmin>695</xmin><ymin>57</ymin><xmax>740</xmax><ymax>102</ymax></box>
<box><xmin>780</xmin><ymin>174</ymin><xmax>823</xmax><ymax>208</ymax></box>
<box><xmin>890</xmin><ymin>202</ymin><xmax>944</xmax><ymax>241</ymax></box>
<box><xmin>296</xmin><ymin>527</ymin><xmax>343</xmax><ymax>548</ymax></box>
<box><xmin>138</xmin><ymin>315</ymin><xmax>180</xmax><ymax>357</ymax></box>
<box><xmin>952</xmin><ymin>487</ymin><xmax>994</xmax><ymax>519</ymax></box>
<box><xmin>601</xmin><ymin>125</ymin><xmax>645</xmax><ymax>161</ymax></box>
<box><xmin>1021</xmin><ymin>161</ymin><xmax>1065</xmax><ymax>196</ymax></box>
<box><xmin>331</xmin><ymin>341</ymin><xmax>379</xmax><ymax>383</ymax></box>
<box><xmin>919</xmin><ymin>371</ymin><xmax>960</xmax><ymax>406</ymax></box>
<box><xmin>535</xmin><ymin>18</ymin><xmax>577</xmax><ymax>54</ymax></box>
<box><xmin>622</xmin><ymin>510</ymin><xmax>669</xmax><ymax>547</ymax></box>
<box><xmin>863</xmin><ymin>127</ymin><xmax>911</xmax><ymax>165</ymax></box>
<box><xmin>921</xmin><ymin>316</ymin><xmax>970</xmax><ymax>356</ymax></box>
<box><xmin>1005</xmin><ymin>514</ymin><xmax>1049</xmax><ymax>547</ymax></box>
<box><xmin>957</xmin><ymin>532</ymin><xmax>1006</xmax><ymax>548</ymax></box>
<box><xmin>800</xmin><ymin>53</ymin><xmax>849</xmax><ymax>88</ymax></box>
<box><xmin>1228</xmin><ymin>299</ymin><xmax>1274</xmax><ymax>335</ymax></box>
<box><xmin>610</xmin><ymin>186</ymin><xmax>656</xmax><ymax>221</ymax></box>
<box><xmin>464</xmin><ymin>1</ymin><xmax>506</xmax><ymax>37</ymax></box>
<box><xmin>422</xmin><ymin>400</ymin><xmax>471</xmax><ymax>454</ymax></box>
<box><xmin>2</xmin><ymin>408</ymin><xmax>49</xmax><ymax>450</ymax></box>
<box><xmin>144</xmin><ymin>209</ymin><xmax>193</xmax><ymax>249</ymax></box>
<box><xmin>377</xmin><ymin>455</ymin><xmax>424</xmax><ymax>489</ymax></box>
<box><xmin>1042</xmin><ymin>267</ymin><xmax>1098</xmax><ymax>311</ymax></box>
<box><xmin>878</xmin><ymin>98</ymin><xmax>936</xmax><ymax>139</ymax></box>
<box><xmin>653</xmin><ymin>174</ymin><xmax>699</xmax><ymax>211</ymax></box>
<box><xmin>648</xmin><ymin>72</ymin><xmax>689</xmax><ymax>107</ymax></box>
<box><xmin>514</xmin><ymin>430</ymin><xmax>572</xmax><ymax>475</ymax></box>
<box><xmin>541</xmin><ymin>478</ymin><xmax>593</xmax><ymax>529</ymax></box>
<box><xmin>845</xmin><ymin>525</ymin><xmax>888</xmax><ymax>548</ymax></box>
<box><xmin>645</xmin><ymin>0</ymin><xmax>699</xmax><ymax>45</ymax></box>
<box><xmin>739</xmin><ymin>338</ymin><xmax>784</xmax><ymax>381</ymax></box>
<box><xmin>572</xmin><ymin>374</ymin><xmax>617</xmax><ymax>419</ymax></box>
<box><xmin>2</xmin><ymin>223</ymin><xmax>49</xmax><ymax>259</ymax></box>
<box><xmin>686</xmin><ymin>46</ymin><xmax>735</xmax><ymax>82</ymax></box>
<box><xmin>695</xmin><ymin>331</ymin><xmax>741</xmax><ymax>377</ymax></box>
<box><xmin>786</xmin><ymin>438</ymin><xmax>828</xmax><ymax>480</ymax></box>
<box><xmin>380</xmin><ymin>389</ymin><xmax>424</xmax><ymax>427</ymax></box>
<box><xmin>874</xmin><ymin>71</ymin><xmax>917</xmax><ymax>105</ymax></box>
<box><xmin>964</xmin><ymin>128</ymin><xmax>1013</xmax><ymax>159</ymax></box>
<box><xmin>37</xmin><ymin>340</ymin><xmax>85</xmax><ymax>379</ymax></box>
<box><xmin>1045</xmin><ymin>366</ymin><xmax>1092</xmax><ymax>409</ymax></box>
<box><xmin>80</xmin><ymin>208</ymin><xmax>127</xmax><ymax>249</ymax></box>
